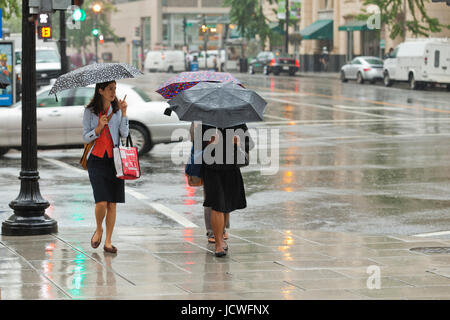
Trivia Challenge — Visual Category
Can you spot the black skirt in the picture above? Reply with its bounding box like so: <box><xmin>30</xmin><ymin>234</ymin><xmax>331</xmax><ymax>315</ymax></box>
<box><xmin>202</xmin><ymin>166</ymin><xmax>246</xmax><ymax>213</ymax></box>
<box><xmin>87</xmin><ymin>153</ymin><xmax>125</xmax><ymax>203</ymax></box>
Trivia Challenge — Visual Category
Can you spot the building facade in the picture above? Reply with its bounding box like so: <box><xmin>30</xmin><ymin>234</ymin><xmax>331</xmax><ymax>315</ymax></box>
<box><xmin>92</xmin><ymin>0</ymin><xmax>230</xmax><ymax>69</ymax></box>
<box><xmin>296</xmin><ymin>0</ymin><xmax>450</xmax><ymax>72</ymax></box>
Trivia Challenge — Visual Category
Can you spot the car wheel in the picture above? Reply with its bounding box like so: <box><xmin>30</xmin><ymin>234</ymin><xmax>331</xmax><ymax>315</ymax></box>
<box><xmin>340</xmin><ymin>71</ymin><xmax>348</xmax><ymax>83</ymax></box>
<box><xmin>0</xmin><ymin>147</ymin><xmax>9</xmax><ymax>157</ymax></box>
<box><xmin>357</xmin><ymin>72</ymin><xmax>364</xmax><ymax>84</ymax></box>
<box><xmin>384</xmin><ymin>71</ymin><xmax>393</xmax><ymax>87</ymax></box>
<box><xmin>129</xmin><ymin>123</ymin><xmax>153</xmax><ymax>155</ymax></box>
<box><xmin>249</xmin><ymin>65</ymin><xmax>254</xmax><ymax>75</ymax></box>
<box><xmin>263</xmin><ymin>66</ymin><xmax>269</xmax><ymax>75</ymax></box>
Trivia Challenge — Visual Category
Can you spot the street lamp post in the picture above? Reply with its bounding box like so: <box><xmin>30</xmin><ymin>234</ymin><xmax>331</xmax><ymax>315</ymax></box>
<box><xmin>92</xmin><ymin>3</ymin><xmax>102</xmax><ymax>63</ymax></box>
<box><xmin>2</xmin><ymin>0</ymin><xmax>57</xmax><ymax>236</ymax></box>
<box><xmin>285</xmin><ymin>0</ymin><xmax>289</xmax><ymax>54</ymax></box>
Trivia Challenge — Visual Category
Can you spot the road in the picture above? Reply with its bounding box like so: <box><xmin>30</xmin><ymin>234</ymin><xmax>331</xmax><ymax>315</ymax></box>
<box><xmin>1</xmin><ymin>72</ymin><xmax>450</xmax><ymax>237</ymax></box>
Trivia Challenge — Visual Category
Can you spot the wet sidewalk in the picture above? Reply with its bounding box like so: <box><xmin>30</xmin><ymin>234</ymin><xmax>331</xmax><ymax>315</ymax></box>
<box><xmin>1</xmin><ymin>226</ymin><xmax>450</xmax><ymax>300</ymax></box>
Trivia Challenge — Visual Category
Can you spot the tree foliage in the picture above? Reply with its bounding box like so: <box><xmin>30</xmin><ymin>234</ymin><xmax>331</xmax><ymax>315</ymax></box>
<box><xmin>0</xmin><ymin>0</ymin><xmax>20</xmax><ymax>20</ymax></box>
<box><xmin>224</xmin><ymin>0</ymin><xmax>274</xmax><ymax>46</ymax></box>
<box><xmin>66</xmin><ymin>0</ymin><xmax>119</xmax><ymax>52</ymax></box>
<box><xmin>359</xmin><ymin>0</ymin><xmax>450</xmax><ymax>39</ymax></box>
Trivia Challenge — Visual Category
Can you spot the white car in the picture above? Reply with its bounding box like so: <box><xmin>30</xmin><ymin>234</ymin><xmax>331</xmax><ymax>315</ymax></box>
<box><xmin>340</xmin><ymin>56</ymin><xmax>384</xmax><ymax>84</ymax></box>
<box><xmin>0</xmin><ymin>82</ymin><xmax>190</xmax><ymax>157</ymax></box>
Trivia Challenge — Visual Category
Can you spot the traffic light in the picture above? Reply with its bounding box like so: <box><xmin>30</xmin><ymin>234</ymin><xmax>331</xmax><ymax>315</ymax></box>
<box><xmin>37</xmin><ymin>12</ymin><xmax>52</xmax><ymax>39</ymax></box>
<box><xmin>92</xmin><ymin>28</ymin><xmax>99</xmax><ymax>36</ymax></box>
<box><xmin>72</xmin><ymin>8</ymin><xmax>86</xmax><ymax>21</ymax></box>
<box><xmin>99</xmin><ymin>34</ymin><xmax>104</xmax><ymax>44</ymax></box>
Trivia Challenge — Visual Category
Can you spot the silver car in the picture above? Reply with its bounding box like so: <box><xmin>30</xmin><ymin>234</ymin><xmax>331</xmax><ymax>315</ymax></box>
<box><xmin>340</xmin><ymin>56</ymin><xmax>384</xmax><ymax>84</ymax></box>
<box><xmin>0</xmin><ymin>82</ymin><xmax>190</xmax><ymax>157</ymax></box>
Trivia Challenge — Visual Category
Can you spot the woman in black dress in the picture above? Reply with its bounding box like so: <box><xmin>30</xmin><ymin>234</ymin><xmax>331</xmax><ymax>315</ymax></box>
<box><xmin>82</xmin><ymin>81</ymin><xmax>129</xmax><ymax>254</ymax></box>
<box><xmin>201</xmin><ymin>123</ymin><xmax>253</xmax><ymax>257</ymax></box>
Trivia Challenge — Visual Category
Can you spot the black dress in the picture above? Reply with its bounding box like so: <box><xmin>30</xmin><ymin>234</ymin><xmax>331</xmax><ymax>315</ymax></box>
<box><xmin>88</xmin><ymin>152</ymin><xmax>125</xmax><ymax>203</ymax></box>
<box><xmin>199</xmin><ymin>124</ymin><xmax>253</xmax><ymax>213</ymax></box>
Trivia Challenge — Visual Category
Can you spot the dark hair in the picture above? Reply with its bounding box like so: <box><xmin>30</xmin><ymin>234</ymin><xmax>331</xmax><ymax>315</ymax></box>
<box><xmin>86</xmin><ymin>80</ymin><xmax>119</xmax><ymax>115</ymax></box>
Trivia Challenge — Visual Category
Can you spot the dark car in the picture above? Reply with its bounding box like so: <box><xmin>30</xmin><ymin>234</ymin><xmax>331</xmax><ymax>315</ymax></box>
<box><xmin>249</xmin><ymin>51</ymin><xmax>299</xmax><ymax>76</ymax></box>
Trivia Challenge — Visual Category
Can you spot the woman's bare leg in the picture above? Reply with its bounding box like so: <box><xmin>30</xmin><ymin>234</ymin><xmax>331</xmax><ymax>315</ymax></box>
<box><xmin>104</xmin><ymin>202</ymin><xmax>117</xmax><ymax>248</ymax></box>
<box><xmin>211</xmin><ymin>210</ymin><xmax>225</xmax><ymax>253</ymax></box>
<box><xmin>93</xmin><ymin>201</ymin><xmax>107</xmax><ymax>242</ymax></box>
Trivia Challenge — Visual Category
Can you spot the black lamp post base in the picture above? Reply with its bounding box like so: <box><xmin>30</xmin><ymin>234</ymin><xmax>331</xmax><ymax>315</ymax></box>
<box><xmin>2</xmin><ymin>214</ymin><xmax>58</xmax><ymax>236</ymax></box>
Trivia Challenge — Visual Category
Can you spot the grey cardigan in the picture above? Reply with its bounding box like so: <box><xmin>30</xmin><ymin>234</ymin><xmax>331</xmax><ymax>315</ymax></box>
<box><xmin>82</xmin><ymin>106</ymin><xmax>129</xmax><ymax>159</ymax></box>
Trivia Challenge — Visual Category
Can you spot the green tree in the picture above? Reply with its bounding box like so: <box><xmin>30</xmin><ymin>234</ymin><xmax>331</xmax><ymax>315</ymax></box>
<box><xmin>66</xmin><ymin>0</ymin><xmax>119</xmax><ymax>54</ymax></box>
<box><xmin>0</xmin><ymin>0</ymin><xmax>20</xmax><ymax>19</ymax></box>
<box><xmin>224</xmin><ymin>0</ymin><xmax>274</xmax><ymax>47</ymax></box>
<box><xmin>358</xmin><ymin>0</ymin><xmax>450</xmax><ymax>40</ymax></box>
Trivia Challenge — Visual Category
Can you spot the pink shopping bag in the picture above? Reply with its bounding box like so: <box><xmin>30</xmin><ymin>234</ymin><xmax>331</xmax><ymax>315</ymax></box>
<box><xmin>114</xmin><ymin>136</ymin><xmax>141</xmax><ymax>180</ymax></box>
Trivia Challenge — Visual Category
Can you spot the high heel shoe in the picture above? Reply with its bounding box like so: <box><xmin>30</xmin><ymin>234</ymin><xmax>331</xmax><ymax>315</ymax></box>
<box><xmin>215</xmin><ymin>250</ymin><xmax>226</xmax><ymax>257</ymax></box>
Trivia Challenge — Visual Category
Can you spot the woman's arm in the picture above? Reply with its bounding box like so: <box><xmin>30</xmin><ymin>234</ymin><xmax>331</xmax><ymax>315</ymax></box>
<box><xmin>118</xmin><ymin>110</ymin><xmax>129</xmax><ymax>138</ymax></box>
<box><xmin>82</xmin><ymin>108</ymin><xmax>100</xmax><ymax>143</ymax></box>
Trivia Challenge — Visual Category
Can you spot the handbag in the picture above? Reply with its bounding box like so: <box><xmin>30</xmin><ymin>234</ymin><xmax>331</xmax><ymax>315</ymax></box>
<box><xmin>185</xmin><ymin>145</ymin><xmax>203</xmax><ymax>187</ymax></box>
<box><xmin>114</xmin><ymin>135</ymin><xmax>141</xmax><ymax>180</ymax></box>
<box><xmin>80</xmin><ymin>112</ymin><xmax>114</xmax><ymax>170</ymax></box>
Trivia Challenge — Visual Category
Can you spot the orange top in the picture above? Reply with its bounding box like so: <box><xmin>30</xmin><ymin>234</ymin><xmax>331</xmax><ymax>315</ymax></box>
<box><xmin>91</xmin><ymin>106</ymin><xmax>114</xmax><ymax>158</ymax></box>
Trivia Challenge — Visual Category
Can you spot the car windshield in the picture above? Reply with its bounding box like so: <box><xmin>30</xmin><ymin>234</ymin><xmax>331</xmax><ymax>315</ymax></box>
<box><xmin>36</xmin><ymin>50</ymin><xmax>60</xmax><ymax>63</ymax></box>
<box><xmin>133</xmin><ymin>87</ymin><xmax>151</xmax><ymax>102</ymax></box>
<box><xmin>364</xmin><ymin>58</ymin><xmax>383</xmax><ymax>65</ymax></box>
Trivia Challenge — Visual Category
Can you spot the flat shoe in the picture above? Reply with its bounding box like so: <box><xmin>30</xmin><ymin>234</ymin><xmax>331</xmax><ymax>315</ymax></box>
<box><xmin>103</xmin><ymin>245</ymin><xmax>117</xmax><ymax>254</ymax></box>
<box><xmin>91</xmin><ymin>230</ymin><xmax>102</xmax><ymax>249</ymax></box>
<box><xmin>215</xmin><ymin>251</ymin><xmax>226</xmax><ymax>257</ymax></box>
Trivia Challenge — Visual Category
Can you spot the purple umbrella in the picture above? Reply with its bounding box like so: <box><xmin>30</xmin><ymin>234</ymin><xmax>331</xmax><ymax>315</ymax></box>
<box><xmin>156</xmin><ymin>71</ymin><xmax>244</xmax><ymax>99</ymax></box>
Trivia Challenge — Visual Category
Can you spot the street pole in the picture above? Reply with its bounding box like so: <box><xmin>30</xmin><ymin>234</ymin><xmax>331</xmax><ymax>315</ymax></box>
<box><xmin>59</xmin><ymin>10</ymin><xmax>68</xmax><ymax>73</ymax></box>
<box><xmin>285</xmin><ymin>0</ymin><xmax>289</xmax><ymax>54</ymax></box>
<box><xmin>203</xmin><ymin>15</ymin><xmax>208</xmax><ymax>70</ymax></box>
<box><xmin>2</xmin><ymin>0</ymin><xmax>57</xmax><ymax>236</ymax></box>
<box><xmin>94</xmin><ymin>14</ymin><xmax>98</xmax><ymax>63</ymax></box>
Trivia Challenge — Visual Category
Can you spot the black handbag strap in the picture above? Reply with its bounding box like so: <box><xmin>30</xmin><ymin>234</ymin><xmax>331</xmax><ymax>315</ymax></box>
<box><xmin>126</xmin><ymin>134</ymin><xmax>133</xmax><ymax>147</ymax></box>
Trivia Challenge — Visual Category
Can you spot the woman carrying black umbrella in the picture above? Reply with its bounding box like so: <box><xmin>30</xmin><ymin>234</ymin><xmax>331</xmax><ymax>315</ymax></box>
<box><xmin>82</xmin><ymin>80</ymin><xmax>129</xmax><ymax>254</ymax></box>
<box><xmin>200</xmin><ymin>123</ymin><xmax>254</xmax><ymax>257</ymax></box>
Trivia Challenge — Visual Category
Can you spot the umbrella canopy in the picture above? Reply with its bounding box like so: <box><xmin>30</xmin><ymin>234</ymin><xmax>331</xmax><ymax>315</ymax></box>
<box><xmin>48</xmin><ymin>63</ymin><xmax>142</xmax><ymax>95</ymax></box>
<box><xmin>156</xmin><ymin>71</ymin><xmax>243</xmax><ymax>99</ymax></box>
<box><xmin>167</xmin><ymin>82</ymin><xmax>266</xmax><ymax>128</ymax></box>
<box><xmin>0</xmin><ymin>73</ymin><xmax>11</xmax><ymax>89</ymax></box>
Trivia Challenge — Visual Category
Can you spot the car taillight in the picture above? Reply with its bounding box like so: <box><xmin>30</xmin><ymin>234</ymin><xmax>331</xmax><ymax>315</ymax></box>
<box><xmin>295</xmin><ymin>59</ymin><xmax>299</xmax><ymax>67</ymax></box>
<box><xmin>363</xmin><ymin>68</ymin><xmax>371</xmax><ymax>72</ymax></box>
<box><xmin>269</xmin><ymin>58</ymin><xmax>276</xmax><ymax>66</ymax></box>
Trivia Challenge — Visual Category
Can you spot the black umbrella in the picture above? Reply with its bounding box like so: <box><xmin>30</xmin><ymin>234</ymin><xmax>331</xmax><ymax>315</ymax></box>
<box><xmin>167</xmin><ymin>81</ymin><xmax>267</xmax><ymax>128</ymax></box>
<box><xmin>48</xmin><ymin>63</ymin><xmax>143</xmax><ymax>95</ymax></box>
<box><xmin>0</xmin><ymin>72</ymin><xmax>11</xmax><ymax>89</ymax></box>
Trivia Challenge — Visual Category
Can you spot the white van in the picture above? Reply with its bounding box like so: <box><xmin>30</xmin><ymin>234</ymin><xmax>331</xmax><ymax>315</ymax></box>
<box><xmin>383</xmin><ymin>38</ymin><xmax>450</xmax><ymax>90</ymax></box>
<box><xmin>144</xmin><ymin>50</ymin><xmax>185</xmax><ymax>73</ymax></box>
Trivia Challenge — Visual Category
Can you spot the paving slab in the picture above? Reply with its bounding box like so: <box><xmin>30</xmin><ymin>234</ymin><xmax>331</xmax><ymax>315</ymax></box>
<box><xmin>1</xmin><ymin>227</ymin><xmax>450</xmax><ymax>300</ymax></box>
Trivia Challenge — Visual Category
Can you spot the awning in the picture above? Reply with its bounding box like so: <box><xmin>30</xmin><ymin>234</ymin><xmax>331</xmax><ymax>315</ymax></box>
<box><xmin>300</xmin><ymin>19</ymin><xmax>333</xmax><ymax>40</ymax></box>
<box><xmin>269</xmin><ymin>22</ymin><xmax>285</xmax><ymax>35</ymax></box>
<box><xmin>338</xmin><ymin>20</ymin><xmax>369</xmax><ymax>32</ymax></box>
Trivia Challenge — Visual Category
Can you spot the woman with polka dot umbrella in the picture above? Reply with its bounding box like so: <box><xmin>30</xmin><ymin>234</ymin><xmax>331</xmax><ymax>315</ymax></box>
<box><xmin>156</xmin><ymin>70</ymin><xmax>244</xmax><ymax>99</ymax></box>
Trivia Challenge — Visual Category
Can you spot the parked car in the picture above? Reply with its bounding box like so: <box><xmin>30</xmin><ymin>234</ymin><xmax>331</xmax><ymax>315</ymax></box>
<box><xmin>0</xmin><ymin>82</ymin><xmax>190</xmax><ymax>157</ymax></box>
<box><xmin>248</xmin><ymin>51</ymin><xmax>299</xmax><ymax>76</ymax></box>
<box><xmin>144</xmin><ymin>50</ymin><xmax>185</xmax><ymax>73</ymax></box>
<box><xmin>340</xmin><ymin>56</ymin><xmax>384</xmax><ymax>84</ymax></box>
<box><xmin>383</xmin><ymin>38</ymin><xmax>450</xmax><ymax>90</ymax></box>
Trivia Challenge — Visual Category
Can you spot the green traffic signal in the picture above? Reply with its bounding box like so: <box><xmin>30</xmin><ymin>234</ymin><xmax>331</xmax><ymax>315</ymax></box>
<box><xmin>92</xmin><ymin>28</ymin><xmax>99</xmax><ymax>36</ymax></box>
<box><xmin>72</xmin><ymin>9</ymin><xmax>86</xmax><ymax>22</ymax></box>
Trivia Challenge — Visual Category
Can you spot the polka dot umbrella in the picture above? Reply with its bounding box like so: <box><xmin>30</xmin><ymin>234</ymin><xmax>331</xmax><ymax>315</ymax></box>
<box><xmin>48</xmin><ymin>63</ymin><xmax>143</xmax><ymax>96</ymax></box>
<box><xmin>156</xmin><ymin>70</ymin><xmax>244</xmax><ymax>99</ymax></box>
